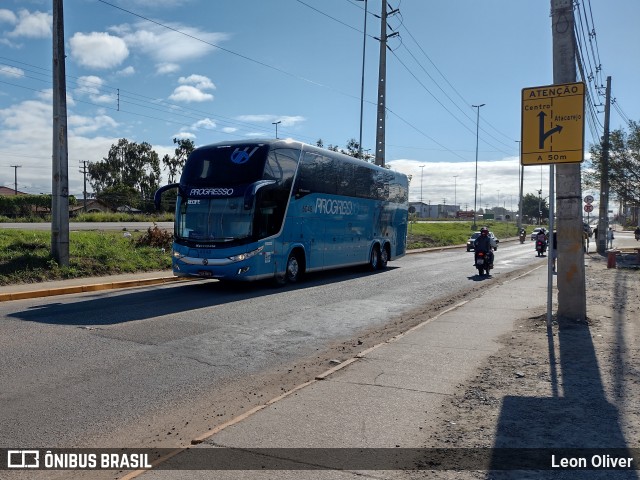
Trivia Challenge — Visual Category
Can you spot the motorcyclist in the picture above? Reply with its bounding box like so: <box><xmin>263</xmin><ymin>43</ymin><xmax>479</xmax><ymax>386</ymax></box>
<box><xmin>536</xmin><ymin>227</ymin><xmax>548</xmax><ymax>253</ymax></box>
<box><xmin>474</xmin><ymin>227</ymin><xmax>494</xmax><ymax>266</ymax></box>
<box><xmin>519</xmin><ymin>227</ymin><xmax>526</xmax><ymax>242</ymax></box>
<box><xmin>635</xmin><ymin>226</ymin><xmax>640</xmax><ymax>240</ymax></box>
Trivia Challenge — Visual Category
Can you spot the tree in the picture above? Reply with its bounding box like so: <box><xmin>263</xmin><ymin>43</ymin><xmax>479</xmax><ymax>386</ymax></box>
<box><xmin>345</xmin><ymin>138</ymin><xmax>360</xmax><ymax>158</ymax></box>
<box><xmin>585</xmin><ymin>120</ymin><xmax>640</xmax><ymax>208</ymax></box>
<box><xmin>522</xmin><ymin>193</ymin><xmax>549</xmax><ymax>223</ymax></box>
<box><xmin>162</xmin><ymin>137</ymin><xmax>195</xmax><ymax>184</ymax></box>
<box><xmin>88</xmin><ymin>138</ymin><xmax>161</xmax><ymax>210</ymax></box>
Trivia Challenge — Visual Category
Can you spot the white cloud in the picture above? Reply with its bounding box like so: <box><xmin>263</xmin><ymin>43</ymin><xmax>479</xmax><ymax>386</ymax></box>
<box><xmin>117</xmin><ymin>66</ymin><xmax>135</xmax><ymax>76</ymax></box>
<box><xmin>168</xmin><ymin>85</ymin><xmax>213</xmax><ymax>103</ymax></box>
<box><xmin>178</xmin><ymin>74</ymin><xmax>215</xmax><ymax>90</ymax></box>
<box><xmin>388</xmin><ymin>157</ymin><xmax>550</xmax><ymax>211</ymax></box>
<box><xmin>6</xmin><ymin>9</ymin><xmax>51</xmax><ymax>38</ymax></box>
<box><xmin>0</xmin><ymin>96</ymin><xmax>123</xmax><ymax>194</ymax></box>
<box><xmin>245</xmin><ymin>132</ymin><xmax>269</xmax><ymax>138</ymax></box>
<box><xmin>0</xmin><ymin>9</ymin><xmax>17</xmax><ymax>25</ymax></box>
<box><xmin>156</xmin><ymin>63</ymin><xmax>180</xmax><ymax>75</ymax></box>
<box><xmin>172</xmin><ymin>131</ymin><xmax>196</xmax><ymax>140</ymax></box>
<box><xmin>191</xmin><ymin>118</ymin><xmax>216</xmax><ymax>129</ymax></box>
<box><xmin>0</xmin><ymin>65</ymin><xmax>24</xmax><ymax>78</ymax></box>
<box><xmin>236</xmin><ymin>114</ymin><xmax>306</xmax><ymax>128</ymax></box>
<box><xmin>69</xmin><ymin>114</ymin><xmax>118</xmax><ymax>135</ymax></box>
<box><xmin>221</xmin><ymin>127</ymin><xmax>237</xmax><ymax>134</ymax></box>
<box><xmin>69</xmin><ymin>32</ymin><xmax>129</xmax><ymax>69</ymax></box>
<box><xmin>169</xmin><ymin>74</ymin><xmax>215</xmax><ymax>103</ymax></box>
<box><xmin>114</xmin><ymin>21</ymin><xmax>229</xmax><ymax>65</ymax></box>
<box><xmin>75</xmin><ymin>76</ymin><xmax>116</xmax><ymax>105</ymax></box>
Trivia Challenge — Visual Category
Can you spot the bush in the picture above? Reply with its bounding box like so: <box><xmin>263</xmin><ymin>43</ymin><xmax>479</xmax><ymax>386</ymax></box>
<box><xmin>135</xmin><ymin>225</ymin><xmax>173</xmax><ymax>250</ymax></box>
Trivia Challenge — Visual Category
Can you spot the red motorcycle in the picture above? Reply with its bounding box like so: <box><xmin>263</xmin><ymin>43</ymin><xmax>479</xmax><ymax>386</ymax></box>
<box><xmin>536</xmin><ymin>239</ymin><xmax>547</xmax><ymax>256</ymax></box>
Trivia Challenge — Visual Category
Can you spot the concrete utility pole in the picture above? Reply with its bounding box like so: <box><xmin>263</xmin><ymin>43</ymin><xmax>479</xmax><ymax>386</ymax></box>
<box><xmin>551</xmin><ymin>0</ymin><xmax>586</xmax><ymax>321</ymax></box>
<box><xmin>357</xmin><ymin>0</ymin><xmax>368</xmax><ymax>159</ymax></box>
<box><xmin>374</xmin><ymin>1</ymin><xmax>398</xmax><ymax>167</ymax></box>
<box><xmin>80</xmin><ymin>160</ymin><xmax>89</xmax><ymax>212</ymax></box>
<box><xmin>52</xmin><ymin>0</ymin><xmax>70</xmax><ymax>266</ymax></box>
<box><xmin>10</xmin><ymin>165</ymin><xmax>21</xmax><ymax>194</ymax></box>
<box><xmin>596</xmin><ymin>76</ymin><xmax>611</xmax><ymax>255</ymax></box>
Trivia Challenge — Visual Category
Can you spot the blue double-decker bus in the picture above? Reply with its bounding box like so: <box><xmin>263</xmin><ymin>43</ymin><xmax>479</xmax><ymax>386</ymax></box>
<box><xmin>154</xmin><ymin>139</ymin><xmax>408</xmax><ymax>284</ymax></box>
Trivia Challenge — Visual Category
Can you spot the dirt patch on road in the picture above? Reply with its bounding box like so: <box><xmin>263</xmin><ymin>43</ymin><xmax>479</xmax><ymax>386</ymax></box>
<box><xmin>411</xmin><ymin>254</ymin><xmax>640</xmax><ymax>478</ymax></box>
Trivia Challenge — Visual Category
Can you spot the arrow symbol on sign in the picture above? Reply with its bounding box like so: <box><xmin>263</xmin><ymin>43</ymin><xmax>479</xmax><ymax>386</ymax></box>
<box><xmin>538</xmin><ymin>111</ymin><xmax>563</xmax><ymax>149</ymax></box>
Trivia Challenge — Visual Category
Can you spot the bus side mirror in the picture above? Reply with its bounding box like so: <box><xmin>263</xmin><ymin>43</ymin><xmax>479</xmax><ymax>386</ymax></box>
<box><xmin>244</xmin><ymin>180</ymin><xmax>276</xmax><ymax>210</ymax></box>
<box><xmin>154</xmin><ymin>183</ymin><xmax>179</xmax><ymax>210</ymax></box>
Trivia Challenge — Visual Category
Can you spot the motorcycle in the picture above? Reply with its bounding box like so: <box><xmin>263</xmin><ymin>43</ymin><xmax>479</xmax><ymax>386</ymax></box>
<box><xmin>536</xmin><ymin>239</ymin><xmax>547</xmax><ymax>256</ymax></box>
<box><xmin>519</xmin><ymin>231</ymin><xmax>526</xmax><ymax>243</ymax></box>
<box><xmin>474</xmin><ymin>250</ymin><xmax>493</xmax><ymax>276</ymax></box>
<box><xmin>635</xmin><ymin>232</ymin><xmax>640</xmax><ymax>241</ymax></box>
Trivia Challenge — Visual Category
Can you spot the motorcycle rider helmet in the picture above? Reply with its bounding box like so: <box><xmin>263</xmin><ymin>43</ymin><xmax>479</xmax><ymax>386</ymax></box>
<box><xmin>480</xmin><ymin>227</ymin><xmax>489</xmax><ymax>235</ymax></box>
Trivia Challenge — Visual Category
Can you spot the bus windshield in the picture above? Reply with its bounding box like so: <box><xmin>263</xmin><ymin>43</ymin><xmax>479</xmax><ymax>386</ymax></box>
<box><xmin>177</xmin><ymin>196</ymin><xmax>253</xmax><ymax>243</ymax></box>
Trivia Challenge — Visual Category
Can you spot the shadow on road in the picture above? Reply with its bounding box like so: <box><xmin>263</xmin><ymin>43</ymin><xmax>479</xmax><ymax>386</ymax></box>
<box><xmin>8</xmin><ymin>266</ymin><xmax>396</xmax><ymax>326</ymax></box>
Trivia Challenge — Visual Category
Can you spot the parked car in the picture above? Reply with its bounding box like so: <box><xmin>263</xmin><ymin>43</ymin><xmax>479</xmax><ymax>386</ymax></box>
<box><xmin>530</xmin><ymin>227</ymin><xmax>544</xmax><ymax>241</ymax></box>
<box><xmin>467</xmin><ymin>231</ymin><xmax>499</xmax><ymax>252</ymax></box>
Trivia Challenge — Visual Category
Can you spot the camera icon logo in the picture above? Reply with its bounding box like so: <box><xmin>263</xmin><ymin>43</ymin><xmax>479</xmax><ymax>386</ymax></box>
<box><xmin>7</xmin><ymin>450</ymin><xmax>40</xmax><ymax>468</ymax></box>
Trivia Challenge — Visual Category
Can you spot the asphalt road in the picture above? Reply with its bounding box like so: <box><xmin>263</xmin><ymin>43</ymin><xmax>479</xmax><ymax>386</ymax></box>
<box><xmin>0</xmin><ymin>240</ymin><xmax>544</xmax><ymax>454</ymax></box>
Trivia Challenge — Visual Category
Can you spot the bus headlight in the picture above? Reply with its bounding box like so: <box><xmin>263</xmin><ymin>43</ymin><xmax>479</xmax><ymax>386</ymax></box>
<box><xmin>228</xmin><ymin>246</ymin><xmax>263</xmax><ymax>262</ymax></box>
<box><xmin>173</xmin><ymin>250</ymin><xmax>184</xmax><ymax>259</ymax></box>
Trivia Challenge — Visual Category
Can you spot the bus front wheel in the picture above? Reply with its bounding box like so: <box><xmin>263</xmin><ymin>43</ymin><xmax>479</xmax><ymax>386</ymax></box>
<box><xmin>276</xmin><ymin>252</ymin><xmax>302</xmax><ymax>285</ymax></box>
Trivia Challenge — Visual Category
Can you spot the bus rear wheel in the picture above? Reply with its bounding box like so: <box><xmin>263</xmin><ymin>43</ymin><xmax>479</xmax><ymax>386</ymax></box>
<box><xmin>379</xmin><ymin>244</ymin><xmax>389</xmax><ymax>269</ymax></box>
<box><xmin>368</xmin><ymin>245</ymin><xmax>380</xmax><ymax>271</ymax></box>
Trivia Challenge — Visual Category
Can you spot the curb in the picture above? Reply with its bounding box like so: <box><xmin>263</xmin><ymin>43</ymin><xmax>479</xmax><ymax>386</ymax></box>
<box><xmin>0</xmin><ymin>276</ymin><xmax>190</xmax><ymax>302</ymax></box>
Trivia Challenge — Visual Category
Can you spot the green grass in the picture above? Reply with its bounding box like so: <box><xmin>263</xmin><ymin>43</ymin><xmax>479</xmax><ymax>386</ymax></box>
<box><xmin>0</xmin><ymin>212</ymin><xmax>174</xmax><ymax>223</ymax></box>
<box><xmin>407</xmin><ymin>221</ymin><xmax>529</xmax><ymax>249</ymax></box>
<box><xmin>0</xmin><ymin>229</ymin><xmax>172</xmax><ymax>286</ymax></box>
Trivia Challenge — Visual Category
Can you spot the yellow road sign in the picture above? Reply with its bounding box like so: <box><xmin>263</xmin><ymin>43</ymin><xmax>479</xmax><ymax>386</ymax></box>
<box><xmin>521</xmin><ymin>82</ymin><xmax>585</xmax><ymax>165</ymax></box>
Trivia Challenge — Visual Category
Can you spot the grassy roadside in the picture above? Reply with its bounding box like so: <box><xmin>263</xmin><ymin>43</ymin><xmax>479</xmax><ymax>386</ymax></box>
<box><xmin>407</xmin><ymin>220</ymin><xmax>525</xmax><ymax>249</ymax></box>
<box><xmin>0</xmin><ymin>221</ymin><xmax>529</xmax><ymax>286</ymax></box>
<box><xmin>0</xmin><ymin>227</ymin><xmax>172</xmax><ymax>286</ymax></box>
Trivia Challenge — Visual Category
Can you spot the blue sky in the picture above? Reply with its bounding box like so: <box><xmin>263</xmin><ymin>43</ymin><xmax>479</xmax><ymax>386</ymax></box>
<box><xmin>0</xmin><ymin>0</ymin><xmax>637</xmax><ymax>212</ymax></box>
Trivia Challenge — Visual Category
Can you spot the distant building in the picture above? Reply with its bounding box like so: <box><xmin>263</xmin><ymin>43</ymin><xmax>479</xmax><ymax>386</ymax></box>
<box><xmin>116</xmin><ymin>205</ymin><xmax>143</xmax><ymax>214</ymax></box>
<box><xmin>69</xmin><ymin>199</ymin><xmax>113</xmax><ymax>217</ymax></box>
<box><xmin>409</xmin><ymin>202</ymin><xmax>460</xmax><ymax>219</ymax></box>
<box><xmin>0</xmin><ymin>186</ymin><xmax>27</xmax><ymax>196</ymax></box>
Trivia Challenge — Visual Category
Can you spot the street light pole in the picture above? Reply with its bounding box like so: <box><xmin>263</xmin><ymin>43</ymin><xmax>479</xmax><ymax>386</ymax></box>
<box><xmin>272</xmin><ymin>120</ymin><xmax>281</xmax><ymax>139</ymax></box>
<box><xmin>356</xmin><ymin>0</ymin><xmax>368</xmax><ymax>158</ymax></box>
<box><xmin>516</xmin><ymin>140</ymin><xmax>523</xmax><ymax>229</ymax></box>
<box><xmin>453</xmin><ymin>175</ymin><xmax>458</xmax><ymax>213</ymax></box>
<box><xmin>419</xmin><ymin>164</ymin><xmax>425</xmax><ymax>217</ymax></box>
<box><xmin>472</xmin><ymin>103</ymin><xmax>485</xmax><ymax>229</ymax></box>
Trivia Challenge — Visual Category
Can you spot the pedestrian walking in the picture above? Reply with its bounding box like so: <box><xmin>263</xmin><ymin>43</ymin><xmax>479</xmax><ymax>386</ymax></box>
<box><xmin>607</xmin><ymin>227</ymin><xmax>614</xmax><ymax>249</ymax></box>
